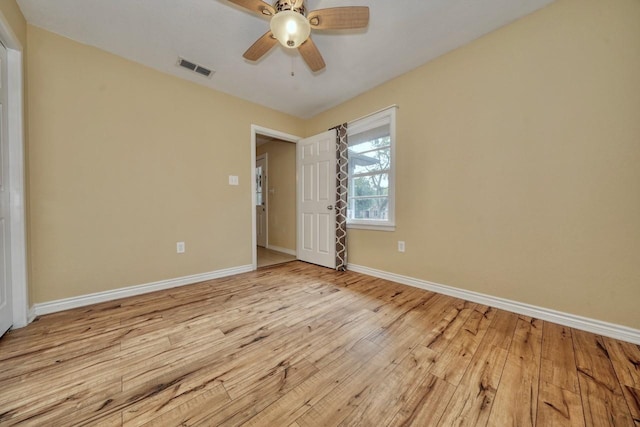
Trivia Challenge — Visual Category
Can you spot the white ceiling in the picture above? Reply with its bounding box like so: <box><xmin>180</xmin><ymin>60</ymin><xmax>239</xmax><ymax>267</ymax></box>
<box><xmin>16</xmin><ymin>0</ymin><xmax>554</xmax><ymax>119</ymax></box>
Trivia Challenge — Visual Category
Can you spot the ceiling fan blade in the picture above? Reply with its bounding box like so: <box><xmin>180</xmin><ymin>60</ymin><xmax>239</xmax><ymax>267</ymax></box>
<box><xmin>243</xmin><ymin>31</ymin><xmax>278</xmax><ymax>61</ymax></box>
<box><xmin>228</xmin><ymin>0</ymin><xmax>275</xmax><ymax>17</ymax></box>
<box><xmin>307</xmin><ymin>7</ymin><xmax>369</xmax><ymax>30</ymax></box>
<box><xmin>298</xmin><ymin>37</ymin><xmax>326</xmax><ymax>72</ymax></box>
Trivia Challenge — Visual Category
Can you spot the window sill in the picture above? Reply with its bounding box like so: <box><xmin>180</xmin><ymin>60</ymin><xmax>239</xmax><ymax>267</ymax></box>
<box><xmin>347</xmin><ymin>223</ymin><xmax>396</xmax><ymax>232</ymax></box>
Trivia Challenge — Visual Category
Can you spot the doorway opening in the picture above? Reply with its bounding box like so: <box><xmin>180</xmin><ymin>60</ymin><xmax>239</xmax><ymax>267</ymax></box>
<box><xmin>255</xmin><ymin>135</ymin><xmax>297</xmax><ymax>268</ymax></box>
<box><xmin>251</xmin><ymin>126</ymin><xmax>300</xmax><ymax>269</ymax></box>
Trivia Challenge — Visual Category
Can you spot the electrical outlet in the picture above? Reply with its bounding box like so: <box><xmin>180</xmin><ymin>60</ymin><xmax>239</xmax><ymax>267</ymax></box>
<box><xmin>398</xmin><ymin>241</ymin><xmax>405</xmax><ymax>253</ymax></box>
<box><xmin>228</xmin><ymin>175</ymin><xmax>239</xmax><ymax>186</ymax></box>
<box><xmin>177</xmin><ymin>242</ymin><xmax>185</xmax><ymax>253</ymax></box>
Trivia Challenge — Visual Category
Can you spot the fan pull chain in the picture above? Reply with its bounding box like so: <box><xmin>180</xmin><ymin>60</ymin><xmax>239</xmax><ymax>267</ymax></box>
<box><xmin>291</xmin><ymin>56</ymin><xmax>295</xmax><ymax>77</ymax></box>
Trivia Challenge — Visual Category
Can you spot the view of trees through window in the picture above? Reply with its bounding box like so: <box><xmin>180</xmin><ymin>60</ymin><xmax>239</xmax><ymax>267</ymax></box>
<box><xmin>348</xmin><ymin>135</ymin><xmax>390</xmax><ymax>221</ymax></box>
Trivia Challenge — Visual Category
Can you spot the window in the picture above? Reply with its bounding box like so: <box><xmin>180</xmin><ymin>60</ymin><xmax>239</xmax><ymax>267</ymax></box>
<box><xmin>347</xmin><ymin>107</ymin><xmax>396</xmax><ymax>231</ymax></box>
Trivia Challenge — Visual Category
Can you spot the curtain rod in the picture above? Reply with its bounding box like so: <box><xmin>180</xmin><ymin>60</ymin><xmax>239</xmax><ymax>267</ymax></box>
<box><xmin>347</xmin><ymin>104</ymin><xmax>399</xmax><ymax>125</ymax></box>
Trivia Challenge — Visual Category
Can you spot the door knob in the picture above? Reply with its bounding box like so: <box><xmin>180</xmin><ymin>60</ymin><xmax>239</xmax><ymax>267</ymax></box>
<box><xmin>327</xmin><ymin>205</ymin><xmax>334</xmax><ymax>210</ymax></box>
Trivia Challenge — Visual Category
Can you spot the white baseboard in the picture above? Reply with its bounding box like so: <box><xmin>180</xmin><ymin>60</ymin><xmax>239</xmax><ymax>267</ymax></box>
<box><xmin>266</xmin><ymin>245</ymin><xmax>297</xmax><ymax>257</ymax></box>
<box><xmin>27</xmin><ymin>306</ymin><xmax>36</xmax><ymax>324</ymax></box>
<box><xmin>34</xmin><ymin>264</ymin><xmax>254</xmax><ymax>317</ymax></box>
<box><xmin>348</xmin><ymin>264</ymin><xmax>640</xmax><ymax>345</ymax></box>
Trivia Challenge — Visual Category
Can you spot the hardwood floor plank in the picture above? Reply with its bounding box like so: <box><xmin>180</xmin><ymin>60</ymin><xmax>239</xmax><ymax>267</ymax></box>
<box><xmin>572</xmin><ymin>329</ymin><xmax>634</xmax><ymax>426</ymax></box>
<box><xmin>540</xmin><ymin>322</ymin><xmax>581</xmax><ymax>393</ymax></box>
<box><xmin>0</xmin><ymin>378</ymin><xmax>122</xmax><ymax>426</ymax></box>
<box><xmin>537</xmin><ymin>381</ymin><xmax>586</xmax><ymax>427</ymax></box>
<box><xmin>222</xmin><ymin>324</ymin><xmax>334</xmax><ymax>399</ymax></box>
<box><xmin>219</xmin><ymin>308</ymin><xmax>377</xmax><ymax>400</ymax></box>
<box><xmin>363</xmin><ymin>287</ymin><xmax>437</xmax><ymax>333</ymax></box>
<box><xmin>295</xmin><ymin>325</ymin><xmax>424</xmax><ymax>426</ymax></box>
<box><xmin>291</xmin><ymin>309</ymin><xmax>379</xmax><ymax>369</ymax></box>
<box><xmin>604</xmin><ymin>338</ymin><xmax>640</xmax><ymax>389</ymax></box>
<box><xmin>488</xmin><ymin>317</ymin><xmax>543</xmax><ymax>427</ymax></box>
<box><xmin>85</xmin><ymin>411</ymin><xmax>123</xmax><ymax>427</ymax></box>
<box><xmin>138</xmin><ymin>386</ymin><xmax>230</xmax><ymax>427</ymax></box>
<box><xmin>537</xmin><ymin>322</ymin><xmax>585</xmax><ymax>426</ymax></box>
<box><xmin>621</xmin><ymin>385</ymin><xmax>640</xmax><ymax>426</ymax></box>
<box><xmin>121</xmin><ymin>333</ymin><xmax>228</xmax><ymax>392</ymax></box>
<box><xmin>122</xmin><ymin>376</ymin><xmax>229</xmax><ymax>426</ymax></box>
<box><xmin>282</xmin><ymin>286</ymin><xmax>369</xmax><ymax>328</ymax></box>
<box><xmin>0</xmin><ymin>344</ymin><xmax>122</xmax><ymax>412</ymax></box>
<box><xmin>241</xmin><ymin>339</ymin><xmax>379</xmax><ymax>426</ymax></box>
<box><xmin>337</xmin><ymin>343</ymin><xmax>438</xmax><ymax>426</ymax></box>
<box><xmin>430</xmin><ymin>305</ymin><xmax>496</xmax><ymax>386</ymax></box>
<box><xmin>0</xmin><ymin>327</ymin><xmax>126</xmax><ymax>378</ymax></box>
<box><xmin>438</xmin><ymin>345</ymin><xmax>509</xmax><ymax>426</ymax></box>
<box><xmin>191</xmin><ymin>358</ymin><xmax>319</xmax><ymax>426</ymax></box>
<box><xmin>437</xmin><ymin>310</ymin><xmax>519</xmax><ymax>427</ymax></box>
<box><xmin>388</xmin><ymin>373</ymin><xmax>456</xmax><ymax>426</ymax></box>
<box><xmin>0</xmin><ymin>336</ymin><xmax>122</xmax><ymax>384</ymax></box>
<box><xmin>364</xmin><ymin>291</ymin><xmax>438</xmax><ymax>347</ymax></box>
<box><xmin>423</xmin><ymin>300</ymin><xmax>476</xmax><ymax>353</ymax></box>
<box><xmin>0</xmin><ymin>262</ymin><xmax>637</xmax><ymax>426</ymax></box>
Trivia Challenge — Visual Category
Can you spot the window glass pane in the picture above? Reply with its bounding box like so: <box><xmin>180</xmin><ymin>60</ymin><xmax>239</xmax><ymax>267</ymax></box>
<box><xmin>350</xmin><ymin>146</ymin><xmax>390</xmax><ymax>175</ymax></box>
<box><xmin>348</xmin><ymin>121</ymin><xmax>390</xmax><ymax>146</ymax></box>
<box><xmin>351</xmin><ymin>174</ymin><xmax>389</xmax><ymax>197</ymax></box>
<box><xmin>350</xmin><ymin>197</ymin><xmax>390</xmax><ymax>220</ymax></box>
<box><xmin>348</xmin><ymin>135</ymin><xmax>390</xmax><ymax>154</ymax></box>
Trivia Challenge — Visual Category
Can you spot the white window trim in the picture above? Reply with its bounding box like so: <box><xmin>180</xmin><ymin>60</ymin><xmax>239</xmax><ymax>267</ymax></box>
<box><xmin>347</xmin><ymin>106</ymin><xmax>396</xmax><ymax>232</ymax></box>
<box><xmin>347</xmin><ymin>223</ymin><xmax>396</xmax><ymax>232</ymax></box>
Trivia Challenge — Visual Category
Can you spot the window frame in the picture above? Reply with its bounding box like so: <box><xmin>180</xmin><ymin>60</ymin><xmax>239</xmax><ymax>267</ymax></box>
<box><xmin>346</xmin><ymin>107</ymin><xmax>396</xmax><ymax>231</ymax></box>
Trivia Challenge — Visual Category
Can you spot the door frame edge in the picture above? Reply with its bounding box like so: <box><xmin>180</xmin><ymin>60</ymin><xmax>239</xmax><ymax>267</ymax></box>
<box><xmin>0</xmin><ymin>12</ymin><xmax>29</xmax><ymax>329</ymax></box>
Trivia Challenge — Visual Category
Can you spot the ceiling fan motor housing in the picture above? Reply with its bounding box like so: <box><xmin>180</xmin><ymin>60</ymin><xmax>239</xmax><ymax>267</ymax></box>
<box><xmin>270</xmin><ymin>0</ymin><xmax>310</xmax><ymax>48</ymax></box>
<box><xmin>233</xmin><ymin>0</ymin><xmax>369</xmax><ymax>71</ymax></box>
<box><xmin>273</xmin><ymin>0</ymin><xmax>306</xmax><ymax>16</ymax></box>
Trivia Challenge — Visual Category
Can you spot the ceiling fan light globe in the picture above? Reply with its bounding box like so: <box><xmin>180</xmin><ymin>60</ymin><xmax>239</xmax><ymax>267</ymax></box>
<box><xmin>270</xmin><ymin>10</ymin><xmax>311</xmax><ymax>49</ymax></box>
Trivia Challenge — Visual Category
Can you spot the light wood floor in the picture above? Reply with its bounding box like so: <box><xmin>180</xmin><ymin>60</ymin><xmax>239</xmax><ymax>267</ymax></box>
<box><xmin>257</xmin><ymin>246</ymin><xmax>296</xmax><ymax>268</ymax></box>
<box><xmin>1</xmin><ymin>262</ymin><xmax>639</xmax><ymax>426</ymax></box>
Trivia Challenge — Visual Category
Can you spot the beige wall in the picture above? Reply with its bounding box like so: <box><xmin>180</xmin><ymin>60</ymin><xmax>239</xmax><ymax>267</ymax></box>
<box><xmin>306</xmin><ymin>0</ymin><xmax>640</xmax><ymax>329</ymax></box>
<box><xmin>27</xmin><ymin>25</ymin><xmax>304</xmax><ymax>303</ymax></box>
<box><xmin>0</xmin><ymin>0</ymin><xmax>26</xmax><ymax>46</ymax></box>
<box><xmin>256</xmin><ymin>140</ymin><xmax>297</xmax><ymax>251</ymax></box>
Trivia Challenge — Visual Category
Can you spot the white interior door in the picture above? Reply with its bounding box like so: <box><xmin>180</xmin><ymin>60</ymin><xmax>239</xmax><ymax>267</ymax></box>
<box><xmin>297</xmin><ymin>129</ymin><xmax>336</xmax><ymax>269</ymax></box>
<box><xmin>0</xmin><ymin>42</ymin><xmax>12</xmax><ymax>336</ymax></box>
<box><xmin>256</xmin><ymin>154</ymin><xmax>267</xmax><ymax>248</ymax></box>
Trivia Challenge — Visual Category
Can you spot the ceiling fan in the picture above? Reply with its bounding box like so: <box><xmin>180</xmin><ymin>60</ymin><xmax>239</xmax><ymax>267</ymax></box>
<box><xmin>228</xmin><ymin>0</ymin><xmax>369</xmax><ymax>72</ymax></box>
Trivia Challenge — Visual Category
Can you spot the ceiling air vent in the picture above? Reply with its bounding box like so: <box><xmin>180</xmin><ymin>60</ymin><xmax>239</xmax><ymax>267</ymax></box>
<box><xmin>177</xmin><ymin>58</ymin><xmax>214</xmax><ymax>78</ymax></box>
<box><xmin>194</xmin><ymin>66</ymin><xmax>212</xmax><ymax>77</ymax></box>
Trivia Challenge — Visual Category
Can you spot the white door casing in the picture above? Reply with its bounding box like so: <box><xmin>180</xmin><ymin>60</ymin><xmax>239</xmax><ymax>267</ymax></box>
<box><xmin>256</xmin><ymin>154</ymin><xmax>267</xmax><ymax>248</ymax></box>
<box><xmin>297</xmin><ymin>129</ymin><xmax>336</xmax><ymax>269</ymax></box>
<box><xmin>0</xmin><ymin>41</ymin><xmax>12</xmax><ymax>336</ymax></box>
<box><xmin>0</xmin><ymin>12</ymin><xmax>28</xmax><ymax>330</ymax></box>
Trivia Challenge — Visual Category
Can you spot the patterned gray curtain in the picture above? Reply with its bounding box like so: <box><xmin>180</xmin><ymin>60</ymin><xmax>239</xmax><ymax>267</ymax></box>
<box><xmin>333</xmin><ymin>123</ymin><xmax>349</xmax><ymax>271</ymax></box>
